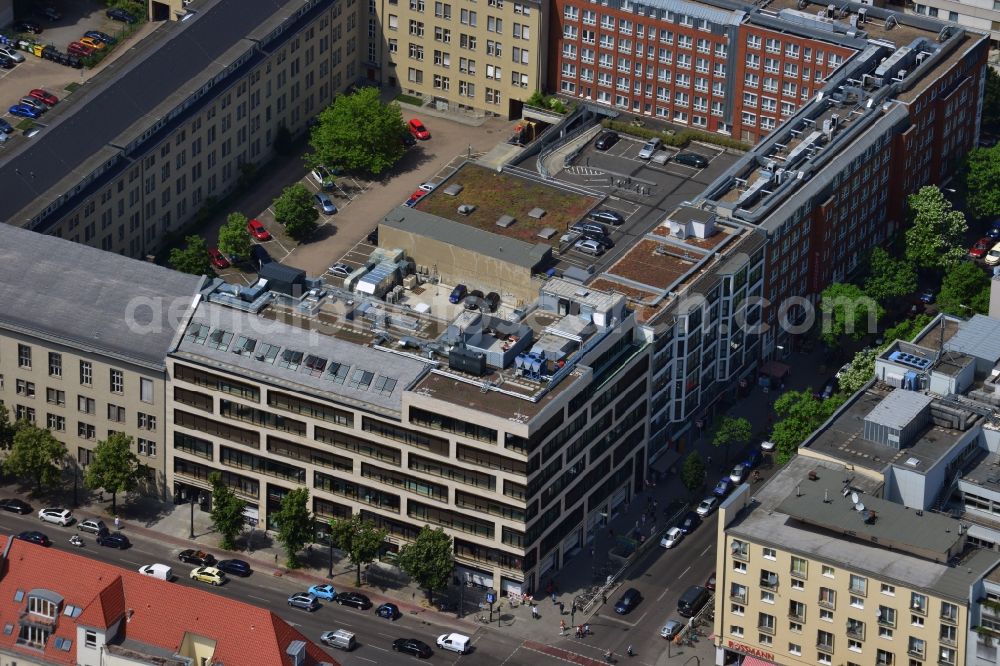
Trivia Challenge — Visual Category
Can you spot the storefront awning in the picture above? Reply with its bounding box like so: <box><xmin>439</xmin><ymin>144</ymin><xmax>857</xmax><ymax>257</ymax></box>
<box><xmin>741</xmin><ymin>656</ymin><xmax>777</xmax><ymax>666</ymax></box>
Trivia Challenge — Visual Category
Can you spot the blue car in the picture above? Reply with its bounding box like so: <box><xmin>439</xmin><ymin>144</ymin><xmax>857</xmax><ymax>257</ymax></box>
<box><xmin>449</xmin><ymin>284</ymin><xmax>468</xmax><ymax>304</ymax></box>
<box><xmin>987</xmin><ymin>220</ymin><xmax>1000</xmax><ymax>240</ymax></box>
<box><xmin>308</xmin><ymin>584</ymin><xmax>337</xmax><ymax>600</ymax></box>
<box><xmin>9</xmin><ymin>104</ymin><xmax>40</xmax><ymax>119</ymax></box>
<box><xmin>84</xmin><ymin>30</ymin><xmax>117</xmax><ymax>45</ymax></box>
<box><xmin>744</xmin><ymin>449</ymin><xmax>763</xmax><ymax>469</ymax></box>
<box><xmin>713</xmin><ymin>477</ymin><xmax>734</xmax><ymax>497</ymax></box>
<box><xmin>0</xmin><ymin>118</ymin><xmax>12</xmax><ymax>134</ymax></box>
<box><xmin>216</xmin><ymin>559</ymin><xmax>252</xmax><ymax>577</ymax></box>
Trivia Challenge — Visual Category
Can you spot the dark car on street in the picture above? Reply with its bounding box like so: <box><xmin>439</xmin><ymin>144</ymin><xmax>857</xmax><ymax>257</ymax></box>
<box><xmin>393</xmin><ymin>638</ymin><xmax>433</xmax><ymax>658</ymax></box>
<box><xmin>178</xmin><ymin>549</ymin><xmax>216</xmax><ymax>566</ymax></box>
<box><xmin>678</xmin><ymin>511</ymin><xmax>701</xmax><ymax>535</ymax></box>
<box><xmin>594</xmin><ymin>131</ymin><xmax>620</xmax><ymax>151</ymax></box>
<box><xmin>15</xmin><ymin>21</ymin><xmax>42</xmax><ymax>34</ymax></box>
<box><xmin>674</xmin><ymin>152</ymin><xmax>709</xmax><ymax>168</ymax></box>
<box><xmin>16</xmin><ymin>531</ymin><xmax>50</xmax><ymax>547</ymax></box>
<box><xmin>336</xmin><ymin>592</ymin><xmax>372</xmax><ymax>610</ymax></box>
<box><xmin>84</xmin><ymin>30</ymin><xmax>117</xmax><ymax>45</ymax></box>
<box><xmin>377</xmin><ymin>603</ymin><xmax>401</xmax><ymax>620</ymax></box>
<box><xmin>0</xmin><ymin>499</ymin><xmax>32</xmax><ymax>514</ymax></box>
<box><xmin>449</xmin><ymin>284</ymin><xmax>467</xmax><ymax>304</ymax></box>
<box><xmin>216</xmin><ymin>559</ymin><xmax>252</xmax><ymax>577</ymax></box>
<box><xmin>96</xmin><ymin>532</ymin><xmax>131</xmax><ymax>549</ymax></box>
<box><xmin>614</xmin><ymin>588</ymin><xmax>642</xmax><ymax>614</ymax></box>
<box><xmin>106</xmin><ymin>7</ymin><xmax>138</xmax><ymax>23</ymax></box>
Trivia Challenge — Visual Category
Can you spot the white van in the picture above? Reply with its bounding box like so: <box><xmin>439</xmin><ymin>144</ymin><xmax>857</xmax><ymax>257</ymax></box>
<box><xmin>137</xmin><ymin>564</ymin><xmax>173</xmax><ymax>581</ymax></box>
<box><xmin>320</xmin><ymin>629</ymin><xmax>356</xmax><ymax>651</ymax></box>
<box><xmin>436</xmin><ymin>633</ymin><xmax>471</xmax><ymax>654</ymax></box>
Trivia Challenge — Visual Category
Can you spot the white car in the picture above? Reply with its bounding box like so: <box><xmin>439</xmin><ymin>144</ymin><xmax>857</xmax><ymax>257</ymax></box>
<box><xmin>696</xmin><ymin>497</ymin><xmax>719</xmax><ymax>517</ymax></box>
<box><xmin>436</xmin><ymin>633</ymin><xmax>470</xmax><ymax>654</ymax></box>
<box><xmin>638</xmin><ymin>137</ymin><xmax>662</xmax><ymax>159</ymax></box>
<box><xmin>328</xmin><ymin>262</ymin><xmax>352</xmax><ymax>278</ymax></box>
<box><xmin>38</xmin><ymin>508</ymin><xmax>73</xmax><ymax>526</ymax></box>
<box><xmin>661</xmin><ymin>526</ymin><xmax>684</xmax><ymax>549</ymax></box>
<box><xmin>760</xmin><ymin>440</ymin><xmax>776</xmax><ymax>452</ymax></box>
<box><xmin>835</xmin><ymin>362</ymin><xmax>852</xmax><ymax>380</ymax></box>
<box><xmin>418</xmin><ymin>182</ymin><xmax>436</xmax><ymax>192</ymax></box>
<box><xmin>0</xmin><ymin>46</ymin><xmax>25</xmax><ymax>63</ymax></box>
<box><xmin>730</xmin><ymin>463</ymin><xmax>748</xmax><ymax>484</ymax></box>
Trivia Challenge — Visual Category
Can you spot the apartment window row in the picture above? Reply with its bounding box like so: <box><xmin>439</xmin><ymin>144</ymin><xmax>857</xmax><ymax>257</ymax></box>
<box><xmin>409</xmin><ymin>453</ymin><xmax>495</xmax><ymax>491</ymax></box>
<box><xmin>174</xmin><ymin>409</ymin><xmax>260</xmax><ymax>449</ymax></box>
<box><xmin>219</xmin><ymin>399</ymin><xmax>306</xmax><ymax>437</ymax></box>
<box><xmin>314</xmin><ymin>470</ymin><xmax>400</xmax><ymax>512</ymax></box>
<box><xmin>409</xmin><ymin>407</ymin><xmax>497</xmax><ymax>444</ymax></box>
<box><xmin>455</xmin><ymin>489</ymin><xmax>525</xmax><ymax>522</ymax></box>
<box><xmin>315</xmin><ymin>425</ymin><xmax>402</xmax><ymax>465</ymax></box>
<box><xmin>408</xmin><ymin>499</ymin><xmax>494</xmax><ymax>538</ymax></box>
<box><xmin>221</xmin><ymin>445</ymin><xmax>305</xmax><ymax>484</ymax></box>
<box><xmin>173</xmin><ymin>363</ymin><xmax>260</xmax><ymax>402</ymax></box>
<box><xmin>266</xmin><ymin>391</ymin><xmax>353</xmax><ymax>428</ymax></box>
<box><xmin>267</xmin><ymin>435</ymin><xmax>353</xmax><ymax>473</ymax></box>
<box><xmin>173</xmin><ymin>457</ymin><xmax>259</xmax><ymax>498</ymax></box>
<box><xmin>361</xmin><ymin>462</ymin><xmax>448</xmax><ymax>502</ymax></box>
<box><xmin>363</xmin><ymin>416</ymin><xmax>450</xmax><ymax>456</ymax></box>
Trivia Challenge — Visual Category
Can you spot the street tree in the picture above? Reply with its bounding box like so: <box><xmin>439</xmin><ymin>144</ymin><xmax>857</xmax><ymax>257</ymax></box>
<box><xmin>273</xmin><ymin>183</ymin><xmax>318</xmax><ymax>241</ymax></box>
<box><xmin>938</xmin><ymin>259</ymin><xmax>990</xmax><ymax>316</ymax></box>
<box><xmin>273</xmin><ymin>488</ymin><xmax>313</xmax><ymax>569</ymax></box>
<box><xmin>680</xmin><ymin>451</ymin><xmax>706</xmax><ymax>495</ymax></box>
<box><xmin>5</xmin><ymin>425</ymin><xmax>67</xmax><ymax>493</ymax></box>
<box><xmin>0</xmin><ymin>404</ymin><xmax>17</xmax><ymax>450</ymax></box>
<box><xmin>712</xmin><ymin>416</ymin><xmax>752</xmax><ymax>467</ymax></box>
<box><xmin>837</xmin><ymin>348</ymin><xmax>878</xmax><ymax>396</ymax></box>
<box><xmin>329</xmin><ymin>514</ymin><xmax>389</xmax><ymax>586</ymax></box>
<box><xmin>904</xmin><ymin>186</ymin><xmax>968</xmax><ymax>270</ymax></box>
<box><xmin>307</xmin><ymin>87</ymin><xmax>407</xmax><ymax>176</ymax></box>
<box><xmin>964</xmin><ymin>145</ymin><xmax>1000</xmax><ymax>220</ymax></box>
<box><xmin>83</xmin><ymin>433</ymin><xmax>144</xmax><ymax>515</ymax></box>
<box><xmin>819</xmin><ymin>282</ymin><xmax>883</xmax><ymax>347</ymax></box>
<box><xmin>209</xmin><ymin>472</ymin><xmax>247</xmax><ymax>550</ymax></box>
<box><xmin>397</xmin><ymin>526</ymin><xmax>454</xmax><ymax>603</ymax></box>
<box><xmin>863</xmin><ymin>247</ymin><xmax>917</xmax><ymax>304</ymax></box>
<box><xmin>983</xmin><ymin>67</ymin><xmax>1000</xmax><ymax>130</ymax></box>
<box><xmin>772</xmin><ymin>390</ymin><xmax>846</xmax><ymax>464</ymax></box>
<box><xmin>168</xmin><ymin>235</ymin><xmax>213</xmax><ymax>276</ymax></box>
<box><xmin>217</xmin><ymin>212</ymin><xmax>252</xmax><ymax>262</ymax></box>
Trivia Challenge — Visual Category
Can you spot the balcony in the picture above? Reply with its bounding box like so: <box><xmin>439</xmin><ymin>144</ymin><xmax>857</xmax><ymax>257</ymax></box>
<box><xmin>816</xmin><ymin>641</ymin><xmax>834</xmax><ymax>653</ymax></box>
<box><xmin>757</xmin><ymin>624</ymin><xmax>775</xmax><ymax>636</ymax></box>
<box><xmin>846</xmin><ymin>626</ymin><xmax>865</xmax><ymax>641</ymax></box>
<box><xmin>788</xmin><ymin>611</ymin><xmax>805</xmax><ymax>622</ymax></box>
<box><xmin>908</xmin><ymin>649</ymin><xmax>926</xmax><ymax>659</ymax></box>
<box><xmin>731</xmin><ymin>592</ymin><xmax>748</xmax><ymax>604</ymax></box>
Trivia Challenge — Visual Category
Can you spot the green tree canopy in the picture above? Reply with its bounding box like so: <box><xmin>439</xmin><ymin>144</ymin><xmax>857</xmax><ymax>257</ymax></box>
<box><xmin>819</xmin><ymin>282</ymin><xmax>884</xmax><ymax>347</ymax></box>
<box><xmin>904</xmin><ymin>186</ymin><xmax>968</xmax><ymax>270</ymax></box>
<box><xmin>329</xmin><ymin>514</ymin><xmax>389</xmax><ymax>586</ymax></box>
<box><xmin>5</xmin><ymin>425</ymin><xmax>67</xmax><ymax>493</ymax></box>
<box><xmin>837</xmin><ymin>348</ymin><xmax>878</xmax><ymax>396</ymax></box>
<box><xmin>938</xmin><ymin>259</ymin><xmax>990</xmax><ymax>316</ymax></box>
<box><xmin>83</xmin><ymin>433</ymin><xmax>144</xmax><ymax>514</ymax></box>
<box><xmin>680</xmin><ymin>451</ymin><xmax>706</xmax><ymax>494</ymax></box>
<box><xmin>217</xmin><ymin>213</ymin><xmax>252</xmax><ymax>262</ymax></box>
<box><xmin>273</xmin><ymin>488</ymin><xmax>313</xmax><ymax>568</ymax></box>
<box><xmin>168</xmin><ymin>235</ymin><xmax>213</xmax><ymax>276</ymax></box>
<box><xmin>307</xmin><ymin>87</ymin><xmax>406</xmax><ymax>176</ymax></box>
<box><xmin>863</xmin><ymin>247</ymin><xmax>917</xmax><ymax>304</ymax></box>
<box><xmin>0</xmin><ymin>404</ymin><xmax>18</xmax><ymax>450</ymax></box>
<box><xmin>983</xmin><ymin>67</ymin><xmax>1000</xmax><ymax>130</ymax></box>
<box><xmin>712</xmin><ymin>416</ymin><xmax>752</xmax><ymax>466</ymax></box>
<box><xmin>397</xmin><ymin>526</ymin><xmax>454</xmax><ymax>602</ymax></box>
<box><xmin>883</xmin><ymin>313</ymin><xmax>933</xmax><ymax>346</ymax></box>
<box><xmin>772</xmin><ymin>390</ymin><xmax>846</xmax><ymax>464</ymax></box>
<box><xmin>209</xmin><ymin>472</ymin><xmax>247</xmax><ymax>550</ymax></box>
<box><xmin>964</xmin><ymin>145</ymin><xmax>1000</xmax><ymax>220</ymax></box>
<box><xmin>273</xmin><ymin>183</ymin><xmax>319</xmax><ymax>241</ymax></box>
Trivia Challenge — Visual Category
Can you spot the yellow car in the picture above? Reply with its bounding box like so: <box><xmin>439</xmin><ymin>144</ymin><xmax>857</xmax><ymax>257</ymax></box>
<box><xmin>189</xmin><ymin>566</ymin><xmax>226</xmax><ymax>586</ymax></box>
<box><xmin>78</xmin><ymin>36</ymin><xmax>106</xmax><ymax>51</ymax></box>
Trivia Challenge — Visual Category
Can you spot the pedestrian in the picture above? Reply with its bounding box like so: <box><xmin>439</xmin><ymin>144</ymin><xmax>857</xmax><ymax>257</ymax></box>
<box><xmin>641</xmin><ymin>513</ymin><xmax>646</xmax><ymax>525</ymax></box>
<box><xmin>532</xmin><ymin>605</ymin><xmax>539</xmax><ymax>620</ymax></box>
<box><xmin>707</xmin><ymin>455</ymin><xmax>712</xmax><ymax>467</ymax></box>
<box><xmin>653</xmin><ymin>499</ymin><xmax>658</xmax><ymax>510</ymax></box>
<box><xmin>627</xmin><ymin>644</ymin><xmax>634</xmax><ymax>657</ymax></box>
<box><xmin>601</xmin><ymin>593</ymin><xmax>607</xmax><ymax>606</ymax></box>
<box><xmin>551</xmin><ymin>592</ymin><xmax>557</xmax><ymax>604</ymax></box>
<box><xmin>114</xmin><ymin>516</ymin><xmax>120</xmax><ymax>531</ymax></box>
<box><xmin>560</xmin><ymin>619</ymin><xmax>566</xmax><ymax>635</ymax></box>
<box><xmin>559</xmin><ymin>601</ymin><xmax>565</xmax><ymax>615</ymax></box>
<box><xmin>634</xmin><ymin>520</ymin><xmax>639</xmax><ymax>530</ymax></box>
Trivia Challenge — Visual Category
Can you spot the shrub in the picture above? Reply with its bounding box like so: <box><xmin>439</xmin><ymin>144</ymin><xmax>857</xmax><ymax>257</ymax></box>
<box><xmin>395</xmin><ymin>93</ymin><xmax>424</xmax><ymax>106</ymax></box>
<box><xmin>600</xmin><ymin>119</ymin><xmax>752</xmax><ymax>151</ymax></box>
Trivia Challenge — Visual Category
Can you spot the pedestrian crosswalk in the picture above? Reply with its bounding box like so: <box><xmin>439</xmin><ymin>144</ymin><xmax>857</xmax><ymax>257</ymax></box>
<box><xmin>564</xmin><ymin>165</ymin><xmax>605</xmax><ymax>176</ymax></box>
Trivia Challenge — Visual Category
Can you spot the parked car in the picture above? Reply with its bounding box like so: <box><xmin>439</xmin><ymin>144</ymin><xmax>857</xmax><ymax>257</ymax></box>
<box><xmin>84</xmin><ymin>30</ymin><xmax>117</xmax><ymax>45</ymax></box>
<box><xmin>106</xmin><ymin>7</ymin><xmax>138</xmax><ymax>23</ymax></box>
<box><xmin>308</xmin><ymin>584</ymin><xmax>337</xmax><ymax>600</ymax></box>
<box><xmin>484</xmin><ymin>291</ymin><xmax>501</xmax><ymax>312</ymax></box>
<box><xmin>250</xmin><ymin>244</ymin><xmax>272</xmax><ymax>267</ymax></box>
<box><xmin>9</xmin><ymin>104</ymin><xmax>40</xmax><ymax>119</ymax></box>
<box><xmin>744</xmin><ymin>449</ymin><xmax>763</xmax><ymax>469</ymax></box>
<box><xmin>311</xmin><ymin>165</ymin><xmax>337</xmax><ymax>189</ymax></box>
<box><xmin>67</xmin><ymin>41</ymin><xmax>96</xmax><ymax>58</ymax></box>
<box><xmin>16</xmin><ymin>531</ymin><xmax>50</xmax><ymax>547</ymax></box>
<box><xmin>247</xmin><ymin>218</ymin><xmax>271</xmax><ymax>241</ymax></box>
<box><xmin>760</xmin><ymin>440</ymin><xmax>776</xmax><ymax>453</ymax></box>
<box><xmin>835</xmin><ymin>362</ymin><xmax>852</xmax><ymax>380</ymax></box>
<box><xmin>436</xmin><ymin>633</ymin><xmax>471</xmax><ymax>654</ymax></box>
<box><xmin>571</xmin><ymin>222</ymin><xmax>610</xmax><ymax>240</ymax></box>
<box><xmin>614</xmin><ymin>588</ymin><xmax>642</xmax><ymax>614</ymax></box>
<box><xmin>729</xmin><ymin>463</ymin><xmax>748</xmax><ymax>484</ymax></box>
<box><xmin>970</xmin><ymin>237</ymin><xmax>992</xmax><ymax>259</ymax></box>
<box><xmin>465</xmin><ymin>289</ymin><xmax>486</xmax><ymax>310</ymax></box>
<box><xmin>34</xmin><ymin>6</ymin><xmax>61</xmax><ymax>20</ymax></box>
<box><xmin>18</xmin><ymin>97</ymin><xmax>47</xmax><ymax>114</ymax></box>
<box><xmin>96</xmin><ymin>532</ymin><xmax>131</xmax><ymax>549</ymax></box>
<box><xmin>695</xmin><ymin>497</ymin><xmax>719</xmax><ymax>517</ymax></box>
<box><xmin>178</xmin><ymin>549</ymin><xmax>216</xmax><ymax>566</ymax></box>
<box><xmin>678</xmin><ymin>511</ymin><xmax>701</xmax><ymax>535</ymax></box>
<box><xmin>660</xmin><ymin>619</ymin><xmax>683</xmax><ymax>639</ymax></box>
<box><xmin>321</xmin><ymin>629</ymin><xmax>357</xmax><ymax>651</ymax></box>
<box><xmin>988</xmin><ymin>219</ymin><xmax>1000</xmax><ymax>240</ymax></box>
<box><xmin>919</xmin><ymin>289</ymin><xmax>936</xmax><ymax>304</ymax></box>
<box><xmin>315</xmin><ymin>192</ymin><xmax>337</xmax><ymax>214</ymax></box>
<box><xmin>14</xmin><ymin>21</ymin><xmax>43</xmax><ymax>34</ymax></box>
<box><xmin>336</xmin><ymin>592</ymin><xmax>372</xmax><ymax>610</ymax></box>
<box><xmin>0</xmin><ymin>46</ymin><xmax>24</xmax><ymax>63</ymax></box>
<box><xmin>638</xmin><ymin>138</ymin><xmax>662</xmax><ymax>159</ymax></box>
<box><xmin>0</xmin><ymin>54</ymin><xmax>16</xmax><ymax>70</ymax></box>
<box><xmin>705</xmin><ymin>571</ymin><xmax>717</xmax><ymax>591</ymax></box>
<box><xmin>29</xmin><ymin>89</ymin><xmax>58</xmax><ymax>107</ymax></box>
<box><xmin>594</xmin><ymin>130</ymin><xmax>620</xmax><ymax>151</ymax></box>
<box><xmin>190</xmin><ymin>567</ymin><xmax>226</xmax><ymax>586</ymax></box>
<box><xmin>402</xmin><ymin>132</ymin><xmax>416</xmax><ymax>148</ymax></box>
<box><xmin>713</xmin><ymin>477</ymin><xmax>734</xmax><ymax>497</ymax></box>
<box><xmin>77</xmin><ymin>519</ymin><xmax>108</xmax><ymax>535</ymax></box>
<box><xmin>408</xmin><ymin>118</ymin><xmax>430</xmax><ymax>140</ymax></box>
<box><xmin>418</xmin><ymin>182</ymin><xmax>437</xmax><ymax>192</ymax></box>
<box><xmin>287</xmin><ymin>592</ymin><xmax>320</xmax><ymax>611</ymax></box>
<box><xmin>0</xmin><ymin>499</ymin><xmax>31</xmax><ymax>514</ymax></box>
<box><xmin>575</xmin><ymin>238</ymin><xmax>607</xmax><ymax>256</ymax></box>
<box><xmin>78</xmin><ymin>36</ymin><xmax>106</xmax><ymax>51</ymax></box>
<box><xmin>206</xmin><ymin>247</ymin><xmax>229</xmax><ymax>269</ymax></box>
<box><xmin>376</xmin><ymin>603</ymin><xmax>401</xmax><ymax>620</ymax></box>
<box><xmin>366</xmin><ymin>228</ymin><xmax>379</xmax><ymax>244</ymax></box>
<box><xmin>393</xmin><ymin>638</ymin><xmax>432</xmax><ymax>658</ymax></box>
<box><xmin>820</xmin><ymin>379</ymin><xmax>837</xmax><ymax>399</ymax></box>
<box><xmin>328</xmin><ymin>262</ymin><xmax>352</xmax><ymax>278</ymax></box>
<box><xmin>589</xmin><ymin>209</ymin><xmax>625</xmax><ymax>226</ymax></box>
<box><xmin>38</xmin><ymin>508</ymin><xmax>73</xmax><ymax>526</ymax></box>
<box><xmin>986</xmin><ymin>242</ymin><xmax>1000</xmax><ymax>266</ymax></box>
<box><xmin>449</xmin><ymin>284</ymin><xmax>468</xmax><ymax>304</ymax></box>
<box><xmin>216</xmin><ymin>559</ymin><xmax>252</xmax><ymax>577</ymax></box>
<box><xmin>660</xmin><ymin>526</ymin><xmax>684</xmax><ymax>549</ymax></box>
<box><xmin>674</xmin><ymin>152</ymin><xmax>709</xmax><ymax>168</ymax></box>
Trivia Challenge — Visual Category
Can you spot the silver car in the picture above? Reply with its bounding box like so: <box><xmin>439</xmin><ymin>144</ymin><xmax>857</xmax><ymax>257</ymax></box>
<box><xmin>328</xmin><ymin>262</ymin><xmax>352</xmax><ymax>278</ymax></box>
<box><xmin>0</xmin><ymin>46</ymin><xmax>25</xmax><ymax>63</ymax></box>
<box><xmin>78</xmin><ymin>519</ymin><xmax>108</xmax><ymax>535</ymax></box>
<box><xmin>638</xmin><ymin>137</ymin><xmax>662</xmax><ymax>159</ymax></box>
<box><xmin>574</xmin><ymin>239</ymin><xmax>606</xmax><ymax>256</ymax></box>
<box><xmin>315</xmin><ymin>193</ymin><xmax>337</xmax><ymax>215</ymax></box>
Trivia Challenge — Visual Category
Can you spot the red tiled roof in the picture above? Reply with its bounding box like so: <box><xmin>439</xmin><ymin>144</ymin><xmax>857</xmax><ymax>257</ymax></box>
<box><xmin>0</xmin><ymin>536</ymin><xmax>337</xmax><ymax>666</ymax></box>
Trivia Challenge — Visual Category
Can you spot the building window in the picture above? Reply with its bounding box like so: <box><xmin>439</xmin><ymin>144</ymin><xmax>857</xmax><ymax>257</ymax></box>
<box><xmin>15</xmin><ymin>380</ymin><xmax>35</xmax><ymax>398</ymax></box>
<box><xmin>762</xmin><ymin>547</ymin><xmax>776</xmax><ymax>559</ymax></box>
<box><xmin>138</xmin><ymin>413</ymin><xmax>157</xmax><ymax>431</ymax></box>
<box><xmin>818</xmin><ymin>587</ymin><xmax>835</xmax><ymax>609</ymax></box>
<box><xmin>910</xmin><ymin>592</ymin><xmax>926</xmax><ymax>614</ymax></box>
<box><xmin>110</xmin><ymin>369</ymin><xmax>124</xmax><ymax>394</ymax></box>
<box><xmin>17</xmin><ymin>344</ymin><xmax>31</xmax><ymax>369</ymax></box>
<box><xmin>822</xmin><ymin>565</ymin><xmax>834</xmax><ymax>577</ymax></box>
<box><xmin>790</xmin><ymin>556</ymin><xmax>807</xmax><ymax>578</ymax></box>
<box><xmin>48</xmin><ymin>353</ymin><xmax>62</xmax><ymax>378</ymax></box>
<box><xmin>46</xmin><ymin>388</ymin><xmax>65</xmax><ymax>405</ymax></box>
<box><xmin>47</xmin><ymin>413</ymin><xmax>65</xmax><ymax>431</ymax></box>
<box><xmin>138</xmin><ymin>438</ymin><xmax>157</xmax><ymax>457</ymax></box>
<box><xmin>85</xmin><ymin>629</ymin><xmax>97</xmax><ymax>647</ymax></box>
<box><xmin>881</xmin><ymin>583</ymin><xmax>895</xmax><ymax>596</ymax></box>
<box><xmin>107</xmin><ymin>404</ymin><xmax>125</xmax><ymax>423</ymax></box>
<box><xmin>80</xmin><ymin>361</ymin><xmax>92</xmax><ymax>386</ymax></box>
<box><xmin>849</xmin><ymin>574</ymin><xmax>867</xmax><ymax>596</ymax></box>
<box><xmin>140</xmin><ymin>378</ymin><xmax>153</xmax><ymax>404</ymax></box>
<box><xmin>78</xmin><ymin>422</ymin><xmax>96</xmax><ymax>439</ymax></box>
<box><xmin>78</xmin><ymin>396</ymin><xmax>95</xmax><ymax>415</ymax></box>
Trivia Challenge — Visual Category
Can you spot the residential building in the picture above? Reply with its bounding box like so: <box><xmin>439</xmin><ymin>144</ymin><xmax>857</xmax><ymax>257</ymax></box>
<box><xmin>0</xmin><ymin>0</ymin><xmax>356</xmax><ymax>258</ymax></box>
<box><xmin>909</xmin><ymin>0</ymin><xmax>1000</xmax><ymax>51</ymax></box>
<box><xmin>368</xmin><ymin>0</ymin><xmax>548</xmax><ymax>118</ymax></box>
<box><xmin>0</xmin><ymin>224</ymin><xmax>201</xmax><ymax>497</ymax></box>
<box><xmin>0</xmin><ymin>534</ymin><xmax>335</xmax><ymax>665</ymax></box>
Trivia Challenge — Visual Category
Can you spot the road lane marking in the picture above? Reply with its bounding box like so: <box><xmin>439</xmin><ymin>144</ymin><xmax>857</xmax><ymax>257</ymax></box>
<box><xmin>355</xmin><ymin>658</ymin><xmax>377</xmax><ymax>663</ymax></box>
<box><xmin>248</xmin><ymin>595</ymin><xmax>269</xmax><ymax>602</ymax></box>
<box><xmin>679</xmin><ymin>565</ymin><xmax>691</xmax><ymax>578</ymax></box>
<box><xmin>656</xmin><ymin>586</ymin><xmax>672</xmax><ymax>602</ymax></box>
<box><xmin>368</xmin><ymin>645</ymin><xmax>390</xmax><ymax>652</ymax></box>
<box><xmin>598</xmin><ymin>613</ymin><xmax>637</xmax><ymax>627</ymax></box>
<box><xmin>701</xmin><ymin>544</ymin><xmax>713</xmax><ymax>556</ymax></box>
<box><xmin>378</xmin><ymin>632</ymin><xmax>395</xmax><ymax>638</ymax></box>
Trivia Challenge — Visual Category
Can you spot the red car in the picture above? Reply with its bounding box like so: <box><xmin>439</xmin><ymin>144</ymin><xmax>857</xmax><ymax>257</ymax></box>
<box><xmin>29</xmin><ymin>89</ymin><xmax>58</xmax><ymax>107</ymax></box>
<box><xmin>207</xmin><ymin>247</ymin><xmax>230</xmax><ymax>269</ymax></box>
<box><xmin>970</xmin><ymin>237</ymin><xmax>992</xmax><ymax>259</ymax></box>
<box><xmin>67</xmin><ymin>41</ymin><xmax>95</xmax><ymax>57</ymax></box>
<box><xmin>408</xmin><ymin>118</ymin><xmax>430</xmax><ymax>140</ymax></box>
<box><xmin>247</xmin><ymin>219</ymin><xmax>271</xmax><ymax>241</ymax></box>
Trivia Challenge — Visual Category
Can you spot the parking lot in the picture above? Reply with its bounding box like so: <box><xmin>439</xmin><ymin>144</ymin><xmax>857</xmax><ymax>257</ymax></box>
<box><xmin>550</xmin><ymin>131</ymin><xmax>740</xmax><ymax>273</ymax></box>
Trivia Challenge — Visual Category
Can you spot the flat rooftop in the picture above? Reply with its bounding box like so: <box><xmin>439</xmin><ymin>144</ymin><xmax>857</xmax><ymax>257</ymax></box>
<box><xmin>804</xmin><ymin>385</ymin><xmax>966</xmax><ymax>472</ymax></box>
<box><xmin>764</xmin><ymin>0</ymin><xmax>938</xmax><ymax>46</ymax></box>
<box><xmin>0</xmin><ymin>225</ymin><xmax>201</xmax><ymax>370</ymax></box>
<box><xmin>912</xmin><ymin>315</ymin><xmax>962</xmax><ymax>351</ymax></box>
<box><xmin>412</xmin><ymin>162</ymin><xmax>601</xmax><ymax>247</ymax></box>
<box><xmin>729</xmin><ymin>456</ymin><xmax>996</xmax><ymax>600</ymax></box>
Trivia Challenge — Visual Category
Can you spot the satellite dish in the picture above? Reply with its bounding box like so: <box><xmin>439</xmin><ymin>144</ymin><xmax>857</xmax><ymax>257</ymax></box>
<box><xmin>855</xmin><ymin>502</ymin><xmax>866</xmax><ymax>512</ymax></box>
<box><xmin>851</xmin><ymin>492</ymin><xmax>860</xmax><ymax>504</ymax></box>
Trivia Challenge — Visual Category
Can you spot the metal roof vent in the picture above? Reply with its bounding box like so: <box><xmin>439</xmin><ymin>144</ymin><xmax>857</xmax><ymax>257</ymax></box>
<box><xmin>496</xmin><ymin>215</ymin><xmax>516</xmax><ymax>228</ymax></box>
<box><xmin>458</xmin><ymin>204</ymin><xmax>476</xmax><ymax>215</ymax></box>
<box><xmin>443</xmin><ymin>184</ymin><xmax>464</xmax><ymax>196</ymax></box>
<box><xmin>528</xmin><ymin>207</ymin><xmax>546</xmax><ymax>219</ymax></box>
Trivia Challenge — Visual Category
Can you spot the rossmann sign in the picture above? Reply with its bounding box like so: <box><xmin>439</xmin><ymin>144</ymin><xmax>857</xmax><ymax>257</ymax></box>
<box><xmin>727</xmin><ymin>639</ymin><xmax>776</xmax><ymax>662</ymax></box>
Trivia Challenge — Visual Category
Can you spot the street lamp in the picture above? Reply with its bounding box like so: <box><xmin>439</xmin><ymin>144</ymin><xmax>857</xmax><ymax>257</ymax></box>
<box><xmin>188</xmin><ymin>492</ymin><xmax>199</xmax><ymax>540</ymax></box>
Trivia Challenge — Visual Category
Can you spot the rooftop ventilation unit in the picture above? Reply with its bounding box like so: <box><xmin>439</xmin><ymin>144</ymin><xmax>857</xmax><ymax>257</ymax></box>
<box><xmin>889</xmin><ymin>350</ymin><xmax>932</xmax><ymax>371</ymax></box>
<box><xmin>858</xmin><ymin>7</ymin><xmax>867</xmax><ymax>22</ymax></box>
<box><xmin>496</xmin><ymin>215</ymin><xmax>516</xmax><ymax>228</ymax></box>
<box><xmin>443</xmin><ymin>184</ymin><xmax>464</xmax><ymax>196</ymax></box>
<box><xmin>457</xmin><ymin>204</ymin><xmax>476</xmax><ymax>215</ymax></box>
